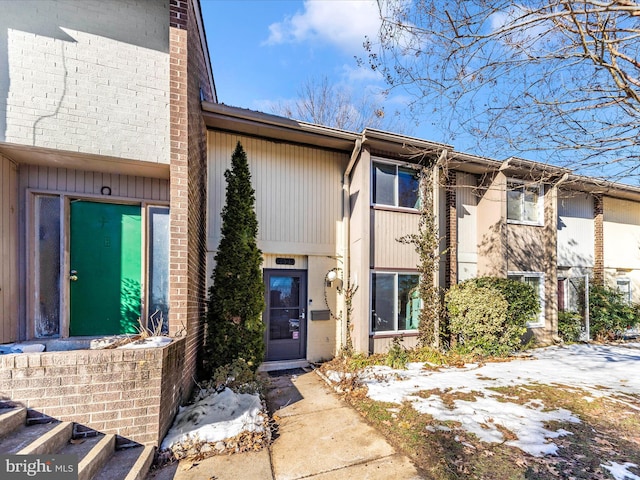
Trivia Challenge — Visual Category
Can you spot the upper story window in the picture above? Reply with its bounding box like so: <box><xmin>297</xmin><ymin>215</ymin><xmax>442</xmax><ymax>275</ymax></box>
<box><xmin>507</xmin><ymin>181</ymin><xmax>543</xmax><ymax>225</ymax></box>
<box><xmin>372</xmin><ymin>161</ymin><xmax>420</xmax><ymax>209</ymax></box>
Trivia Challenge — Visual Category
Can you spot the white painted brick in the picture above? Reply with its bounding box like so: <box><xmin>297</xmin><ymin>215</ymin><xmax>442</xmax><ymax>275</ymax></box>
<box><xmin>2</xmin><ymin>0</ymin><xmax>170</xmax><ymax>164</ymax></box>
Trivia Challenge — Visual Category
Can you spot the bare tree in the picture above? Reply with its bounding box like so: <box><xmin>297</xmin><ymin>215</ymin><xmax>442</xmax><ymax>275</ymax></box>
<box><xmin>271</xmin><ymin>76</ymin><xmax>408</xmax><ymax>133</ymax></box>
<box><xmin>366</xmin><ymin>1</ymin><xmax>640</xmax><ymax>180</ymax></box>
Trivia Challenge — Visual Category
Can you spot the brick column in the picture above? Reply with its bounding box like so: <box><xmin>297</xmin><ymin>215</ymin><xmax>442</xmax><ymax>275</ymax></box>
<box><xmin>168</xmin><ymin>0</ymin><xmax>210</xmax><ymax>395</ymax></box>
<box><xmin>593</xmin><ymin>194</ymin><xmax>604</xmax><ymax>285</ymax></box>
<box><xmin>445</xmin><ymin>171</ymin><xmax>457</xmax><ymax>288</ymax></box>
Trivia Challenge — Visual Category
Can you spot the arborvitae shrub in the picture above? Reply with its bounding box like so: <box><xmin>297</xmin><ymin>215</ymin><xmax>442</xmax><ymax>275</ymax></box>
<box><xmin>204</xmin><ymin>142</ymin><xmax>265</xmax><ymax>376</ymax></box>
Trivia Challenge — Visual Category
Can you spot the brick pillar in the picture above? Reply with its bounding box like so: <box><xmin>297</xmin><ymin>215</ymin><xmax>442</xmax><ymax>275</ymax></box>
<box><xmin>593</xmin><ymin>194</ymin><xmax>604</xmax><ymax>285</ymax></box>
<box><xmin>445</xmin><ymin>171</ymin><xmax>457</xmax><ymax>288</ymax></box>
<box><xmin>168</xmin><ymin>0</ymin><xmax>210</xmax><ymax>397</ymax></box>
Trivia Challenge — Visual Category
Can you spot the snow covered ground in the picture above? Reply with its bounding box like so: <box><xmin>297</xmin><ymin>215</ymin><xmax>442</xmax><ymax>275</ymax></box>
<box><xmin>329</xmin><ymin>343</ymin><xmax>640</xmax><ymax>479</ymax></box>
<box><xmin>161</xmin><ymin>387</ymin><xmax>267</xmax><ymax>452</ymax></box>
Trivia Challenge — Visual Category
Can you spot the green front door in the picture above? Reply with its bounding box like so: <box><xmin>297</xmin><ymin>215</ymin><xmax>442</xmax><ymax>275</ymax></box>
<box><xmin>70</xmin><ymin>201</ymin><xmax>142</xmax><ymax>336</ymax></box>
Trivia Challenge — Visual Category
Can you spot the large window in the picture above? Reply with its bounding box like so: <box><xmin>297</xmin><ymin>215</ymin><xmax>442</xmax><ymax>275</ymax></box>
<box><xmin>507</xmin><ymin>181</ymin><xmax>543</xmax><ymax>224</ymax></box>
<box><xmin>508</xmin><ymin>272</ymin><xmax>545</xmax><ymax>327</ymax></box>
<box><xmin>371</xmin><ymin>272</ymin><xmax>420</xmax><ymax>333</ymax></box>
<box><xmin>372</xmin><ymin>161</ymin><xmax>420</xmax><ymax>209</ymax></box>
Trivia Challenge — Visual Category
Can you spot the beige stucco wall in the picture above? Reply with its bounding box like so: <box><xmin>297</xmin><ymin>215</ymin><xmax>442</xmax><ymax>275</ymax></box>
<box><xmin>477</xmin><ymin>172</ymin><xmax>506</xmax><ymax>276</ymax></box>
<box><xmin>1</xmin><ymin>0</ymin><xmax>170</xmax><ymax>162</ymax></box>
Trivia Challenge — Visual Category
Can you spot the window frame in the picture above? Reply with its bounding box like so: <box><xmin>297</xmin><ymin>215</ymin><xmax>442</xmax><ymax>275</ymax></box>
<box><xmin>370</xmin><ymin>271</ymin><xmax>421</xmax><ymax>334</ymax></box>
<box><xmin>507</xmin><ymin>271</ymin><xmax>545</xmax><ymax>328</ymax></box>
<box><xmin>371</xmin><ymin>159</ymin><xmax>421</xmax><ymax>211</ymax></box>
<box><xmin>506</xmin><ymin>179</ymin><xmax>544</xmax><ymax>226</ymax></box>
<box><xmin>616</xmin><ymin>278</ymin><xmax>632</xmax><ymax>304</ymax></box>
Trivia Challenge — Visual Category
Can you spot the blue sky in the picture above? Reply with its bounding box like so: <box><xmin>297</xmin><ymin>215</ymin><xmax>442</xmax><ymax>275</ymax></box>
<box><xmin>200</xmin><ymin>0</ymin><xmax>437</xmax><ymax>139</ymax></box>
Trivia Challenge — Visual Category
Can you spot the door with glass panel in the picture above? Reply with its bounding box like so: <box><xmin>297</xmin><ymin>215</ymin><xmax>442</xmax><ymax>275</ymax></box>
<box><xmin>264</xmin><ymin>270</ymin><xmax>307</xmax><ymax>361</ymax></box>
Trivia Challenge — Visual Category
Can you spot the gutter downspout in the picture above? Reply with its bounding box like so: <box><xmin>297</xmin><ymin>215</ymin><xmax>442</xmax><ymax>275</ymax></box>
<box><xmin>340</xmin><ymin>135</ymin><xmax>363</xmax><ymax>351</ymax></box>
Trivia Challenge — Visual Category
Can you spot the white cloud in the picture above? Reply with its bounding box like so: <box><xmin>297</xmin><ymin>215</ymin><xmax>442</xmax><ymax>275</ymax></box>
<box><xmin>264</xmin><ymin>0</ymin><xmax>381</xmax><ymax>54</ymax></box>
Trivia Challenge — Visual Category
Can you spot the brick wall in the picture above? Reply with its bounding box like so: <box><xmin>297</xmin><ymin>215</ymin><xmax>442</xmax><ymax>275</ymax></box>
<box><xmin>0</xmin><ymin>338</ymin><xmax>186</xmax><ymax>446</ymax></box>
<box><xmin>2</xmin><ymin>0</ymin><xmax>170</xmax><ymax>162</ymax></box>
<box><xmin>445</xmin><ymin>171</ymin><xmax>457</xmax><ymax>288</ymax></box>
<box><xmin>593</xmin><ymin>194</ymin><xmax>604</xmax><ymax>285</ymax></box>
<box><xmin>168</xmin><ymin>0</ymin><xmax>211</xmax><ymax>399</ymax></box>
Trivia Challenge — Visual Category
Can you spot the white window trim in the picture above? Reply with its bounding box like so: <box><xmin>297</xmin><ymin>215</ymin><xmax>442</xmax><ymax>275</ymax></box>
<box><xmin>370</xmin><ymin>271</ymin><xmax>421</xmax><ymax>334</ymax></box>
<box><xmin>506</xmin><ymin>179</ymin><xmax>544</xmax><ymax>226</ymax></box>
<box><xmin>616</xmin><ymin>278</ymin><xmax>632</xmax><ymax>304</ymax></box>
<box><xmin>508</xmin><ymin>271</ymin><xmax>545</xmax><ymax>328</ymax></box>
<box><xmin>371</xmin><ymin>158</ymin><xmax>421</xmax><ymax>212</ymax></box>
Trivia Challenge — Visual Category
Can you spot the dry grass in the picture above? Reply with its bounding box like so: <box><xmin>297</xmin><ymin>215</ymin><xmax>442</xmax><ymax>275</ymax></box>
<box><xmin>321</xmin><ymin>357</ymin><xmax>640</xmax><ymax>479</ymax></box>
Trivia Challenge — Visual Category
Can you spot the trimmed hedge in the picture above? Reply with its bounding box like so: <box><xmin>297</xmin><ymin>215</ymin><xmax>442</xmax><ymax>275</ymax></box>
<box><xmin>445</xmin><ymin>277</ymin><xmax>539</xmax><ymax>356</ymax></box>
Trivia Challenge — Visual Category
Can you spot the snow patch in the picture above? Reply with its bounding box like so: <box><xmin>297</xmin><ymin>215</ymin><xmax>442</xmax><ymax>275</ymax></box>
<box><xmin>601</xmin><ymin>462</ymin><xmax>640</xmax><ymax>480</ymax></box>
<box><xmin>161</xmin><ymin>388</ymin><xmax>265</xmax><ymax>451</ymax></box>
<box><xmin>335</xmin><ymin>343</ymin><xmax>640</xmax><ymax>457</ymax></box>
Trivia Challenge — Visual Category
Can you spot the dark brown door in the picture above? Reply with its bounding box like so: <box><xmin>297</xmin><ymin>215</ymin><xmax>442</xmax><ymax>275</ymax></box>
<box><xmin>264</xmin><ymin>270</ymin><xmax>307</xmax><ymax>361</ymax></box>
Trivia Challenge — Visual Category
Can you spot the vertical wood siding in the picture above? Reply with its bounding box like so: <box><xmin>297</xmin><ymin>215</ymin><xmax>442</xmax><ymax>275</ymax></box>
<box><xmin>557</xmin><ymin>192</ymin><xmax>594</xmax><ymax>268</ymax></box>
<box><xmin>1</xmin><ymin>155</ymin><xmax>19</xmax><ymax>342</ymax></box>
<box><xmin>19</xmin><ymin>165</ymin><xmax>169</xmax><ymax>200</ymax></box>
<box><xmin>207</xmin><ymin>132</ymin><xmax>346</xmax><ymax>255</ymax></box>
<box><xmin>456</xmin><ymin>173</ymin><xmax>478</xmax><ymax>279</ymax></box>
<box><xmin>604</xmin><ymin>197</ymin><xmax>640</xmax><ymax>270</ymax></box>
<box><xmin>370</xmin><ymin>209</ymin><xmax>419</xmax><ymax>269</ymax></box>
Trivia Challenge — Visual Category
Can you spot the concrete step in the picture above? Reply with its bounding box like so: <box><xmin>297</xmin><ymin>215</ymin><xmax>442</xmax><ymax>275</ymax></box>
<box><xmin>0</xmin><ymin>418</ymin><xmax>62</xmax><ymax>453</ymax></box>
<box><xmin>77</xmin><ymin>434</ymin><xmax>116</xmax><ymax>480</ymax></box>
<box><xmin>92</xmin><ymin>444</ymin><xmax>155</xmax><ymax>480</ymax></box>
<box><xmin>0</xmin><ymin>407</ymin><xmax>27</xmax><ymax>438</ymax></box>
<box><xmin>18</xmin><ymin>421</ymin><xmax>74</xmax><ymax>455</ymax></box>
<box><xmin>0</xmin><ymin>405</ymin><xmax>155</xmax><ymax>480</ymax></box>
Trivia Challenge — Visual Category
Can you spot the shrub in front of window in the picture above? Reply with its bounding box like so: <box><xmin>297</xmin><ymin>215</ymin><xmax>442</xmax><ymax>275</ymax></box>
<box><xmin>584</xmin><ymin>284</ymin><xmax>639</xmax><ymax>341</ymax></box>
<box><xmin>557</xmin><ymin>311</ymin><xmax>583</xmax><ymax>343</ymax></box>
<box><xmin>470</xmin><ymin>277</ymin><xmax>540</xmax><ymax>328</ymax></box>
<box><xmin>446</xmin><ymin>277</ymin><xmax>536</xmax><ymax>356</ymax></box>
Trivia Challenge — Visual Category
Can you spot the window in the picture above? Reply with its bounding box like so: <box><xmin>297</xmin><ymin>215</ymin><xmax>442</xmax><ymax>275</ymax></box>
<box><xmin>371</xmin><ymin>272</ymin><xmax>420</xmax><ymax>333</ymax></box>
<box><xmin>147</xmin><ymin>206</ymin><xmax>170</xmax><ymax>333</ymax></box>
<box><xmin>372</xmin><ymin>161</ymin><xmax>420</xmax><ymax>209</ymax></box>
<box><xmin>507</xmin><ymin>181</ymin><xmax>543</xmax><ymax>224</ymax></box>
<box><xmin>508</xmin><ymin>272</ymin><xmax>545</xmax><ymax>327</ymax></box>
<box><xmin>616</xmin><ymin>278</ymin><xmax>631</xmax><ymax>304</ymax></box>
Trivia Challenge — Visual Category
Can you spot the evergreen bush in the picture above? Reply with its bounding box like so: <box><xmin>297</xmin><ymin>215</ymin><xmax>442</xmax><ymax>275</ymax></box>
<box><xmin>445</xmin><ymin>277</ymin><xmax>537</xmax><ymax>356</ymax></box>
<box><xmin>586</xmin><ymin>284</ymin><xmax>639</xmax><ymax>340</ymax></box>
<box><xmin>204</xmin><ymin>142</ymin><xmax>265</xmax><ymax>376</ymax></box>
<box><xmin>557</xmin><ymin>311</ymin><xmax>582</xmax><ymax>343</ymax></box>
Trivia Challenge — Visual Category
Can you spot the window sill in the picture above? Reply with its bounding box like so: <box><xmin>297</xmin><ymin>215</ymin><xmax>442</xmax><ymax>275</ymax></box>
<box><xmin>526</xmin><ymin>323</ymin><xmax>545</xmax><ymax>329</ymax></box>
<box><xmin>370</xmin><ymin>331</ymin><xmax>419</xmax><ymax>339</ymax></box>
<box><xmin>371</xmin><ymin>204</ymin><xmax>420</xmax><ymax>215</ymax></box>
<box><xmin>507</xmin><ymin>219</ymin><xmax>544</xmax><ymax>227</ymax></box>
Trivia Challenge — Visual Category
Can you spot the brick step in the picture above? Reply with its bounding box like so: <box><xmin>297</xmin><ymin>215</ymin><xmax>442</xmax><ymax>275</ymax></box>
<box><xmin>0</xmin><ymin>406</ymin><xmax>155</xmax><ymax>480</ymax></box>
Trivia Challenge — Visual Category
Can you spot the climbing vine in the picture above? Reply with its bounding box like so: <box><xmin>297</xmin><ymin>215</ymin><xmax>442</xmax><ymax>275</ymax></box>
<box><xmin>398</xmin><ymin>162</ymin><xmax>443</xmax><ymax>350</ymax></box>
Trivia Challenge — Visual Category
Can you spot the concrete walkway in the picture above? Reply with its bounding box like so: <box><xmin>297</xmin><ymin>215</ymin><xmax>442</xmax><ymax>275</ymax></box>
<box><xmin>159</xmin><ymin>370</ymin><xmax>422</xmax><ymax>480</ymax></box>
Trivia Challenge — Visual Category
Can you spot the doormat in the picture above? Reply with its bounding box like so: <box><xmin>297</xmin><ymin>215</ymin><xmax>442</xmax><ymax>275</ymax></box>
<box><xmin>267</xmin><ymin>368</ymin><xmax>308</xmax><ymax>378</ymax></box>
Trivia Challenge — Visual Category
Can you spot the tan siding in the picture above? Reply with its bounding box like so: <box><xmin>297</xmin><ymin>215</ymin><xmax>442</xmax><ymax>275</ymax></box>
<box><xmin>603</xmin><ymin>197</ymin><xmax>640</xmax><ymax>270</ymax></box>
<box><xmin>371</xmin><ymin>335</ymin><xmax>419</xmax><ymax>354</ymax></box>
<box><xmin>1</xmin><ymin>155</ymin><xmax>19</xmax><ymax>342</ymax></box>
<box><xmin>207</xmin><ymin>131</ymin><xmax>346</xmax><ymax>256</ymax></box>
<box><xmin>557</xmin><ymin>192</ymin><xmax>594</xmax><ymax>268</ymax></box>
<box><xmin>477</xmin><ymin>173</ymin><xmax>506</xmax><ymax>276</ymax></box>
<box><xmin>456</xmin><ymin>173</ymin><xmax>478</xmax><ymax>279</ymax></box>
<box><xmin>20</xmin><ymin>165</ymin><xmax>169</xmax><ymax>201</ymax></box>
<box><xmin>263</xmin><ymin>254</ymin><xmax>308</xmax><ymax>270</ymax></box>
<box><xmin>348</xmin><ymin>150</ymin><xmax>370</xmax><ymax>354</ymax></box>
<box><xmin>370</xmin><ymin>209</ymin><xmax>419</xmax><ymax>269</ymax></box>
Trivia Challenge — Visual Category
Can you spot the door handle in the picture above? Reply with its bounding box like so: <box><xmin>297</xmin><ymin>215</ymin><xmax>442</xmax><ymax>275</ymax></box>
<box><xmin>70</xmin><ymin>270</ymin><xmax>78</xmax><ymax>282</ymax></box>
<box><xmin>299</xmin><ymin>309</ymin><xmax>305</xmax><ymax>320</ymax></box>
